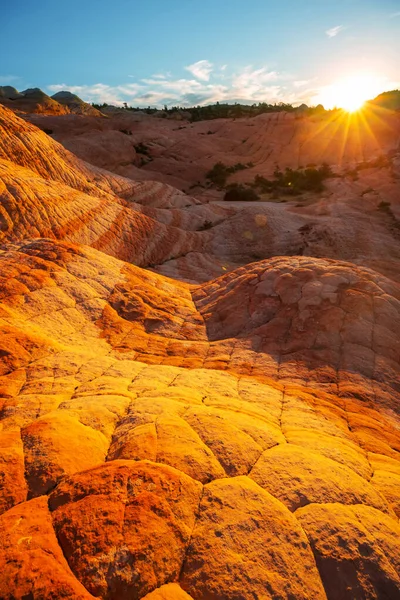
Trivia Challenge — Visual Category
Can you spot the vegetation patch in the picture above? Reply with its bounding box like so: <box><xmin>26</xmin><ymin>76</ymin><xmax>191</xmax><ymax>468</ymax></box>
<box><xmin>92</xmin><ymin>101</ymin><xmax>334</xmax><ymax>122</ymax></box>
<box><xmin>206</xmin><ymin>162</ymin><xmax>254</xmax><ymax>187</ymax></box>
<box><xmin>252</xmin><ymin>164</ymin><xmax>334</xmax><ymax>196</ymax></box>
<box><xmin>224</xmin><ymin>184</ymin><xmax>259</xmax><ymax>202</ymax></box>
<box><xmin>198</xmin><ymin>220</ymin><xmax>214</xmax><ymax>230</ymax></box>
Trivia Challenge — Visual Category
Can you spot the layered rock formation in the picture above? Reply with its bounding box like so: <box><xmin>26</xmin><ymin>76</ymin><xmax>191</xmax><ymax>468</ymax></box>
<box><xmin>25</xmin><ymin>103</ymin><xmax>400</xmax><ymax>191</ymax></box>
<box><xmin>0</xmin><ymin>87</ymin><xmax>102</xmax><ymax>116</ymax></box>
<box><xmin>50</xmin><ymin>91</ymin><xmax>104</xmax><ymax>116</ymax></box>
<box><xmin>0</xmin><ymin>101</ymin><xmax>399</xmax><ymax>599</ymax></box>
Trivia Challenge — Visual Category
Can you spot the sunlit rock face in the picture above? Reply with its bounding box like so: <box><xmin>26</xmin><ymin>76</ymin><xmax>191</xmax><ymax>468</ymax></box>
<box><xmin>0</xmin><ymin>102</ymin><xmax>399</xmax><ymax>599</ymax></box>
<box><xmin>0</xmin><ymin>86</ymin><xmax>103</xmax><ymax>117</ymax></box>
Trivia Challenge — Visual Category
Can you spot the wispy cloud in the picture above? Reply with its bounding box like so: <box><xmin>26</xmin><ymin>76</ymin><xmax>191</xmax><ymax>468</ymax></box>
<box><xmin>326</xmin><ymin>25</ymin><xmax>345</xmax><ymax>38</ymax></box>
<box><xmin>47</xmin><ymin>83</ymin><xmax>144</xmax><ymax>105</ymax></box>
<box><xmin>293</xmin><ymin>79</ymin><xmax>311</xmax><ymax>88</ymax></box>
<box><xmin>231</xmin><ymin>66</ymin><xmax>279</xmax><ymax>97</ymax></box>
<box><xmin>390</xmin><ymin>11</ymin><xmax>400</xmax><ymax>18</ymax></box>
<box><xmin>0</xmin><ymin>75</ymin><xmax>20</xmax><ymax>85</ymax></box>
<box><xmin>185</xmin><ymin>60</ymin><xmax>213</xmax><ymax>81</ymax></box>
<box><xmin>47</xmin><ymin>61</ymin><xmax>388</xmax><ymax>110</ymax></box>
<box><xmin>47</xmin><ymin>67</ymin><xmax>301</xmax><ymax>108</ymax></box>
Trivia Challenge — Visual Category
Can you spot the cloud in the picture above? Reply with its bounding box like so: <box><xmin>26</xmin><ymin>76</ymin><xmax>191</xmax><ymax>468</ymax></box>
<box><xmin>0</xmin><ymin>75</ymin><xmax>20</xmax><ymax>85</ymax></box>
<box><xmin>326</xmin><ymin>25</ymin><xmax>345</xmax><ymax>38</ymax></box>
<box><xmin>52</xmin><ymin>62</ymin><xmax>380</xmax><ymax>109</ymax></box>
<box><xmin>390</xmin><ymin>11</ymin><xmax>400</xmax><ymax>18</ymax></box>
<box><xmin>47</xmin><ymin>83</ymin><xmax>144</xmax><ymax>105</ymax></box>
<box><xmin>185</xmin><ymin>60</ymin><xmax>213</xmax><ymax>81</ymax></box>
<box><xmin>293</xmin><ymin>79</ymin><xmax>312</xmax><ymax>88</ymax></box>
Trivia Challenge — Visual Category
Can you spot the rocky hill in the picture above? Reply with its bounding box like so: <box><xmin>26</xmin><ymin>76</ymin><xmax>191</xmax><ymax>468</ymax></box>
<box><xmin>51</xmin><ymin>91</ymin><xmax>104</xmax><ymax>116</ymax></box>
<box><xmin>0</xmin><ymin>101</ymin><xmax>399</xmax><ymax>599</ymax></box>
<box><xmin>0</xmin><ymin>87</ymin><xmax>103</xmax><ymax>116</ymax></box>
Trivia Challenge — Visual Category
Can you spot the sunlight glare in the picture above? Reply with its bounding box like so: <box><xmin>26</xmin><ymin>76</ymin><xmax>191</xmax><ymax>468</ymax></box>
<box><xmin>314</xmin><ymin>75</ymin><xmax>383</xmax><ymax>112</ymax></box>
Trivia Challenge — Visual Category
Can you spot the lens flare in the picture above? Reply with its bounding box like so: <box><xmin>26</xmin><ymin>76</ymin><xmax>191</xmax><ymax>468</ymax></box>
<box><xmin>313</xmin><ymin>75</ymin><xmax>383</xmax><ymax>112</ymax></box>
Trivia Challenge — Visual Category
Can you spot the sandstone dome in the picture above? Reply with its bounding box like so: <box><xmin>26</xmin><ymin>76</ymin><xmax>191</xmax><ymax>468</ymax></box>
<box><xmin>0</xmin><ymin>99</ymin><xmax>399</xmax><ymax>599</ymax></box>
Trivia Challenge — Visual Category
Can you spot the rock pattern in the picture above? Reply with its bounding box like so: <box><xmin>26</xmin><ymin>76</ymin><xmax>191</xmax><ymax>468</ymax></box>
<box><xmin>25</xmin><ymin>105</ymin><xmax>400</xmax><ymax>191</ymax></box>
<box><xmin>0</xmin><ymin>99</ymin><xmax>399</xmax><ymax>599</ymax></box>
<box><xmin>21</xmin><ymin>105</ymin><xmax>400</xmax><ymax>284</ymax></box>
<box><xmin>0</xmin><ymin>237</ymin><xmax>399</xmax><ymax>598</ymax></box>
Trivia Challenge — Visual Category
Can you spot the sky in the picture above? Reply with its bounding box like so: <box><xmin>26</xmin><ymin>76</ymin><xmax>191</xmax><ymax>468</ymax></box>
<box><xmin>1</xmin><ymin>0</ymin><xmax>400</xmax><ymax>108</ymax></box>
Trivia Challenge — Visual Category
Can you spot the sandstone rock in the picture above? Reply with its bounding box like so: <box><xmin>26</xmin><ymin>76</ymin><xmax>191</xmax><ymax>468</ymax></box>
<box><xmin>0</xmin><ymin>99</ymin><xmax>399</xmax><ymax>599</ymax></box>
<box><xmin>0</xmin><ymin>87</ymin><xmax>70</xmax><ymax>115</ymax></box>
<box><xmin>0</xmin><ymin>496</ymin><xmax>95</xmax><ymax>599</ymax></box>
<box><xmin>250</xmin><ymin>444</ymin><xmax>390</xmax><ymax>513</ymax></box>
<box><xmin>297</xmin><ymin>503</ymin><xmax>400</xmax><ymax>599</ymax></box>
<box><xmin>0</xmin><ymin>430</ymin><xmax>28</xmax><ymax>514</ymax></box>
<box><xmin>22</xmin><ymin>412</ymin><xmax>109</xmax><ymax>496</ymax></box>
<box><xmin>180</xmin><ymin>476</ymin><xmax>327</xmax><ymax>599</ymax></box>
<box><xmin>49</xmin><ymin>460</ymin><xmax>202</xmax><ymax>599</ymax></box>
<box><xmin>51</xmin><ymin>90</ymin><xmax>104</xmax><ymax>116</ymax></box>
<box><xmin>142</xmin><ymin>583</ymin><xmax>194</xmax><ymax>599</ymax></box>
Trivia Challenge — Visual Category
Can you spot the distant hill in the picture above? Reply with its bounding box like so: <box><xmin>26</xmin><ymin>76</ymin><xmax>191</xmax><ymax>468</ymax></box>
<box><xmin>0</xmin><ymin>86</ymin><xmax>104</xmax><ymax>116</ymax></box>
<box><xmin>0</xmin><ymin>87</ymin><xmax>69</xmax><ymax>115</ymax></box>
<box><xmin>369</xmin><ymin>89</ymin><xmax>400</xmax><ymax>110</ymax></box>
<box><xmin>51</xmin><ymin>90</ymin><xmax>104</xmax><ymax>116</ymax></box>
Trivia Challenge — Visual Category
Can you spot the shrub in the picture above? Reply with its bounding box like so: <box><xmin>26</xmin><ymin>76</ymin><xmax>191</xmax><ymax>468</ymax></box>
<box><xmin>206</xmin><ymin>162</ymin><xmax>229</xmax><ymax>187</ymax></box>
<box><xmin>224</xmin><ymin>184</ymin><xmax>259</xmax><ymax>202</ymax></box>
<box><xmin>198</xmin><ymin>220</ymin><xmax>213</xmax><ymax>230</ymax></box>
<box><xmin>253</xmin><ymin>164</ymin><xmax>334</xmax><ymax>196</ymax></box>
<box><xmin>206</xmin><ymin>162</ymin><xmax>251</xmax><ymax>187</ymax></box>
<box><xmin>134</xmin><ymin>142</ymin><xmax>151</xmax><ymax>156</ymax></box>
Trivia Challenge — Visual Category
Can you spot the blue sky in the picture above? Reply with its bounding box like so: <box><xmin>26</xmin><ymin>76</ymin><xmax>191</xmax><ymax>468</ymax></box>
<box><xmin>1</xmin><ymin>0</ymin><xmax>399</xmax><ymax>107</ymax></box>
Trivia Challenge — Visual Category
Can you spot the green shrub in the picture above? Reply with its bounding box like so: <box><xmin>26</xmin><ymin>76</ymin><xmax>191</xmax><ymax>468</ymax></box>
<box><xmin>206</xmin><ymin>162</ymin><xmax>252</xmax><ymax>187</ymax></box>
<box><xmin>252</xmin><ymin>164</ymin><xmax>334</xmax><ymax>195</ymax></box>
<box><xmin>206</xmin><ymin>162</ymin><xmax>229</xmax><ymax>187</ymax></box>
<box><xmin>224</xmin><ymin>184</ymin><xmax>259</xmax><ymax>202</ymax></box>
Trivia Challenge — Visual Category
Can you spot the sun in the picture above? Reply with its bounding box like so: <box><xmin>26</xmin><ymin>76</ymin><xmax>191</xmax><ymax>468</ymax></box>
<box><xmin>314</xmin><ymin>75</ymin><xmax>383</xmax><ymax>113</ymax></box>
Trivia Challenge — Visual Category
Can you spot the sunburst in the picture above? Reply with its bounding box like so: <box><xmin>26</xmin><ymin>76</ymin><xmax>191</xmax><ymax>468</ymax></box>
<box><xmin>313</xmin><ymin>75</ymin><xmax>383</xmax><ymax>112</ymax></box>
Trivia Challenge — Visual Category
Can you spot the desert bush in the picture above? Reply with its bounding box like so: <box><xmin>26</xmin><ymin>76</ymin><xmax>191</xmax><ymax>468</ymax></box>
<box><xmin>134</xmin><ymin>142</ymin><xmax>151</xmax><ymax>156</ymax></box>
<box><xmin>224</xmin><ymin>184</ymin><xmax>259</xmax><ymax>202</ymax></box>
<box><xmin>206</xmin><ymin>162</ymin><xmax>252</xmax><ymax>187</ymax></box>
<box><xmin>252</xmin><ymin>164</ymin><xmax>334</xmax><ymax>195</ymax></box>
<box><xmin>198</xmin><ymin>220</ymin><xmax>213</xmax><ymax>230</ymax></box>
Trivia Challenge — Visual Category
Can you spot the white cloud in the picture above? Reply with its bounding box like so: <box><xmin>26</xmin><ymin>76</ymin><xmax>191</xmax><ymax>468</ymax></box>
<box><xmin>326</xmin><ymin>25</ymin><xmax>345</xmax><ymax>38</ymax></box>
<box><xmin>185</xmin><ymin>60</ymin><xmax>213</xmax><ymax>81</ymax></box>
<box><xmin>390</xmin><ymin>11</ymin><xmax>400</xmax><ymax>18</ymax></box>
<box><xmin>47</xmin><ymin>83</ymin><xmax>140</xmax><ymax>105</ymax></box>
<box><xmin>293</xmin><ymin>79</ymin><xmax>311</xmax><ymax>88</ymax></box>
<box><xmin>49</xmin><ymin>62</ymin><xmax>392</xmax><ymax>109</ymax></box>
<box><xmin>229</xmin><ymin>67</ymin><xmax>280</xmax><ymax>101</ymax></box>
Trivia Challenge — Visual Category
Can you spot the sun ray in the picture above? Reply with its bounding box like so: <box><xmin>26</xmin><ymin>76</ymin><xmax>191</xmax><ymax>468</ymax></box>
<box><xmin>313</xmin><ymin>75</ymin><xmax>385</xmax><ymax>113</ymax></box>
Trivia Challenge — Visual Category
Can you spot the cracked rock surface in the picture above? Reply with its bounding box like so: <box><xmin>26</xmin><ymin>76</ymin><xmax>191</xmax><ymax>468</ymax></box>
<box><xmin>0</xmin><ymin>103</ymin><xmax>399</xmax><ymax>599</ymax></box>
